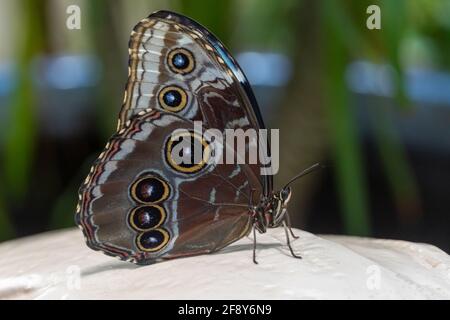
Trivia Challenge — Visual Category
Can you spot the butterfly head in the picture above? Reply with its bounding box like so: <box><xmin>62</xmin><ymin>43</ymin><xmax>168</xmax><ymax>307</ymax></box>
<box><xmin>264</xmin><ymin>187</ymin><xmax>291</xmax><ymax>228</ymax></box>
<box><xmin>260</xmin><ymin>163</ymin><xmax>323</xmax><ymax>229</ymax></box>
<box><xmin>279</xmin><ymin>187</ymin><xmax>292</xmax><ymax>205</ymax></box>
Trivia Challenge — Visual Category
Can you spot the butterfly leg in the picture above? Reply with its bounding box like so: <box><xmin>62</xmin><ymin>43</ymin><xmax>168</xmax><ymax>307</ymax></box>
<box><xmin>252</xmin><ymin>224</ymin><xmax>258</xmax><ymax>264</ymax></box>
<box><xmin>285</xmin><ymin>211</ymin><xmax>299</xmax><ymax>239</ymax></box>
<box><xmin>283</xmin><ymin>220</ymin><xmax>302</xmax><ymax>259</ymax></box>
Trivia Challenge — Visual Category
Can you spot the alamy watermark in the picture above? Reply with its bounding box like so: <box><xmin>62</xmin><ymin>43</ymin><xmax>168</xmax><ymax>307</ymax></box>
<box><xmin>168</xmin><ymin>121</ymin><xmax>279</xmax><ymax>175</ymax></box>
<box><xmin>66</xmin><ymin>5</ymin><xmax>81</xmax><ymax>30</ymax></box>
<box><xmin>366</xmin><ymin>264</ymin><xmax>381</xmax><ymax>290</ymax></box>
<box><xmin>366</xmin><ymin>5</ymin><xmax>381</xmax><ymax>30</ymax></box>
<box><xmin>0</xmin><ymin>265</ymin><xmax>81</xmax><ymax>293</ymax></box>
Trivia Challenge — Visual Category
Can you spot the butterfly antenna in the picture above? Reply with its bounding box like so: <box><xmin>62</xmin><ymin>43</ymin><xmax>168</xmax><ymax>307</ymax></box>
<box><xmin>282</xmin><ymin>163</ymin><xmax>325</xmax><ymax>190</ymax></box>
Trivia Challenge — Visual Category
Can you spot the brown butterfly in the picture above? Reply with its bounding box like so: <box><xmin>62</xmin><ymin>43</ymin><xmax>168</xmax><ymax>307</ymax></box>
<box><xmin>76</xmin><ymin>10</ymin><xmax>319</xmax><ymax>265</ymax></box>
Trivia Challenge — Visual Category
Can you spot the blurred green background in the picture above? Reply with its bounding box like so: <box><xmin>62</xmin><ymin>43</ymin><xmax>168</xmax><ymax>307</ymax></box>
<box><xmin>0</xmin><ymin>0</ymin><xmax>449</xmax><ymax>251</ymax></box>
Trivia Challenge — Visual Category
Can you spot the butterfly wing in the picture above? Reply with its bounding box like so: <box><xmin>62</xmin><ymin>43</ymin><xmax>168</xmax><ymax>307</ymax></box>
<box><xmin>76</xmin><ymin>110</ymin><xmax>261</xmax><ymax>264</ymax></box>
<box><xmin>119</xmin><ymin>10</ymin><xmax>272</xmax><ymax>195</ymax></box>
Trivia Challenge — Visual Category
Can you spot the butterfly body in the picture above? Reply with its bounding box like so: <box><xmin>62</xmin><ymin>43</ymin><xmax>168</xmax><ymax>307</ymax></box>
<box><xmin>76</xmin><ymin>10</ymin><xmax>299</xmax><ymax>265</ymax></box>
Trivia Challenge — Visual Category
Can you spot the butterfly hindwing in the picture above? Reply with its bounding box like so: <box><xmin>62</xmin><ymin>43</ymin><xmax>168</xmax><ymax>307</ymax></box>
<box><xmin>77</xmin><ymin>110</ymin><xmax>261</xmax><ymax>264</ymax></box>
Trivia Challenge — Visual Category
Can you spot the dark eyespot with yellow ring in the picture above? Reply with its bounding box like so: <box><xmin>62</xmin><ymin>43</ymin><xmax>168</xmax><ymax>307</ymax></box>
<box><xmin>158</xmin><ymin>86</ymin><xmax>188</xmax><ymax>113</ymax></box>
<box><xmin>130</xmin><ymin>174</ymin><xmax>170</xmax><ymax>204</ymax></box>
<box><xmin>165</xmin><ymin>131</ymin><xmax>211</xmax><ymax>174</ymax></box>
<box><xmin>136</xmin><ymin>228</ymin><xmax>170</xmax><ymax>252</ymax></box>
<box><xmin>167</xmin><ymin>48</ymin><xmax>195</xmax><ymax>74</ymax></box>
<box><xmin>128</xmin><ymin>205</ymin><xmax>166</xmax><ymax>231</ymax></box>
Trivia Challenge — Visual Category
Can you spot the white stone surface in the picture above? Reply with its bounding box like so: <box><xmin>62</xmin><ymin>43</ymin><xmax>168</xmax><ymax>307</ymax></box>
<box><xmin>0</xmin><ymin>227</ymin><xmax>449</xmax><ymax>299</ymax></box>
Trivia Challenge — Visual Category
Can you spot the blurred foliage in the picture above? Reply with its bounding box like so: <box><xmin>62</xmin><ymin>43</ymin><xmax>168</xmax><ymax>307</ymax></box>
<box><xmin>4</xmin><ymin>0</ymin><xmax>46</xmax><ymax>197</ymax></box>
<box><xmin>321</xmin><ymin>1</ymin><xmax>371</xmax><ymax>235</ymax></box>
<box><xmin>0</xmin><ymin>0</ymin><xmax>449</xmax><ymax>241</ymax></box>
<box><xmin>178</xmin><ymin>0</ymin><xmax>232</xmax><ymax>44</ymax></box>
<box><xmin>0</xmin><ymin>0</ymin><xmax>47</xmax><ymax>240</ymax></box>
<box><xmin>0</xmin><ymin>184</ymin><xmax>13</xmax><ymax>241</ymax></box>
<box><xmin>86</xmin><ymin>0</ymin><xmax>126</xmax><ymax>137</ymax></box>
<box><xmin>316</xmin><ymin>0</ymin><xmax>420</xmax><ymax>234</ymax></box>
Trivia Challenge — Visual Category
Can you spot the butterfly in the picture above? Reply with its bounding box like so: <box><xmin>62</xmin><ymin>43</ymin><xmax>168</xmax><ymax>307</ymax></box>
<box><xmin>76</xmin><ymin>10</ymin><xmax>319</xmax><ymax>265</ymax></box>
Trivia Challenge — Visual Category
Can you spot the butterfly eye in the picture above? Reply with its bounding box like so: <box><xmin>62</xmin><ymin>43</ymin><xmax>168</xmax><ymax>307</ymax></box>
<box><xmin>158</xmin><ymin>86</ymin><xmax>188</xmax><ymax>112</ymax></box>
<box><xmin>281</xmin><ymin>187</ymin><xmax>292</xmax><ymax>202</ymax></box>
<box><xmin>136</xmin><ymin>228</ymin><xmax>170</xmax><ymax>252</ymax></box>
<box><xmin>128</xmin><ymin>205</ymin><xmax>166</xmax><ymax>231</ymax></box>
<box><xmin>165</xmin><ymin>131</ymin><xmax>210</xmax><ymax>174</ymax></box>
<box><xmin>130</xmin><ymin>174</ymin><xmax>170</xmax><ymax>204</ymax></box>
<box><xmin>167</xmin><ymin>48</ymin><xmax>195</xmax><ymax>74</ymax></box>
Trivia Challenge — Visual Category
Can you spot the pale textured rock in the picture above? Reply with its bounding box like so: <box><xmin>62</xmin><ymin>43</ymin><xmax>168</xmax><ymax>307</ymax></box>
<box><xmin>0</xmin><ymin>228</ymin><xmax>449</xmax><ymax>299</ymax></box>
